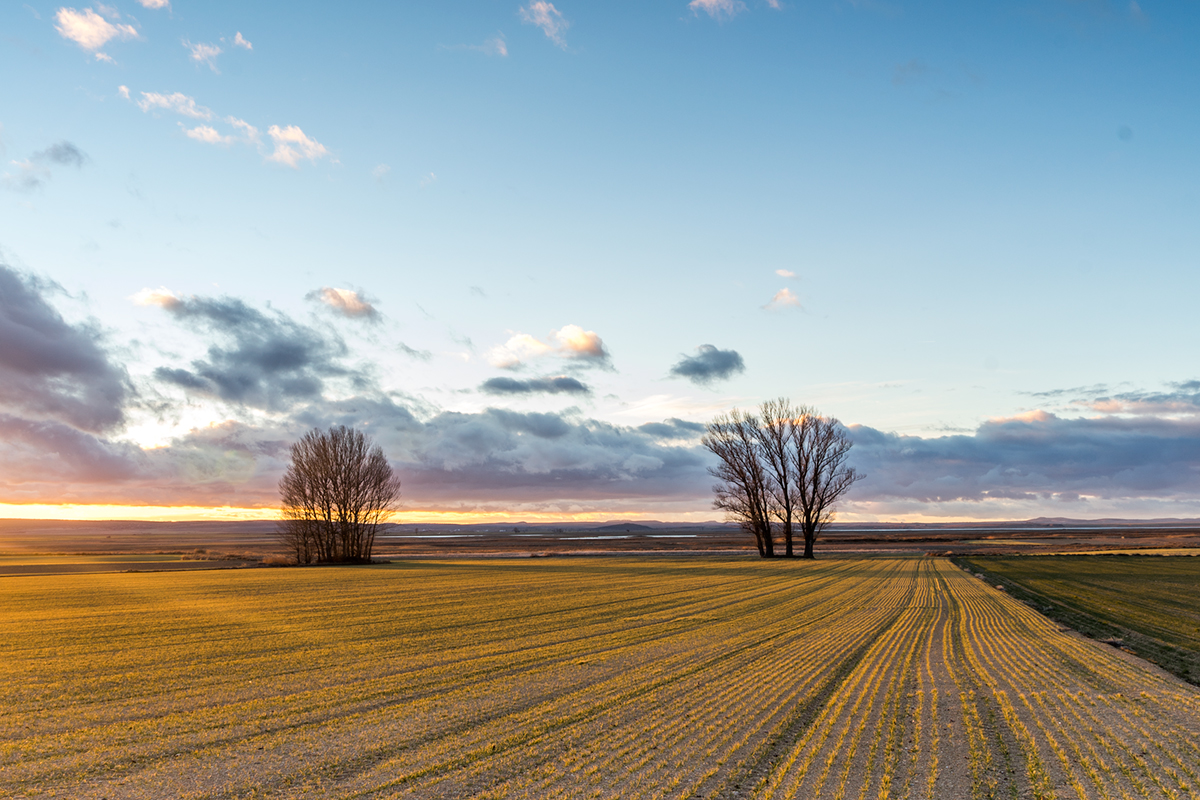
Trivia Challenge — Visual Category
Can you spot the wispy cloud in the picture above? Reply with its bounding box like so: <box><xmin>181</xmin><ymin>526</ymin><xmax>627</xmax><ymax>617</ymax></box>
<box><xmin>266</xmin><ymin>125</ymin><xmax>330</xmax><ymax>168</ymax></box>
<box><xmin>231</xmin><ymin>31</ymin><xmax>252</xmax><ymax>50</ymax></box>
<box><xmin>54</xmin><ymin>6</ymin><xmax>138</xmax><ymax>58</ymax></box>
<box><xmin>775</xmin><ymin>268</ymin><xmax>797</xmax><ymax>278</ymax></box>
<box><xmin>688</xmin><ymin>0</ymin><xmax>747</xmax><ymax>20</ymax></box>
<box><xmin>136</xmin><ymin>91</ymin><xmax>214</xmax><ymax>120</ymax></box>
<box><xmin>763</xmin><ymin>287</ymin><xmax>801</xmax><ymax>310</ymax></box>
<box><xmin>226</xmin><ymin>117</ymin><xmax>260</xmax><ymax>143</ymax></box>
<box><xmin>136</xmin><ymin>0</ymin><xmax>169</xmax><ymax>8</ymax></box>
<box><xmin>2</xmin><ymin>141</ymin><xmax>87</xmax><ymax>192</ymax></box>
<box><xmin>519</xmin><ymin>2</ymin><xmax>569</xmax><ymax>48</ymax></box>
<box><xmin>185</xmin><ymin>40</ymin><xmax>222</xmax><ymax>72</ymax></box>
<box><xmin>306</xmin><ymin>287</ymin><xmax>379</xmax><ymax>321</ymax></box>
<box><xmin>445</xmin><ymin>33</ymin><xmax>508</xmax><ymax>56</ymax></box>
<box><xmin>893</xmin><ymin>58</ymin><xmax>930</xmax><ymax>86</ymax></box>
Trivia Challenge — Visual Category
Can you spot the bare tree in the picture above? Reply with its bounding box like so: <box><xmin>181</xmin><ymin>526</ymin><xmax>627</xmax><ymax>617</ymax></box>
<box><xmin>705</xmin><ymin>401</ymin><xmax>861</xmax><ymax>559</ymax></box>
<box><xmin>758</xmin><ymin>398</ymin><xmax>803</xmax><ymax>558</ymax></box>
<box><xmin>703</xmin><ymin>409</ymin><xmax>775</xmax><ymax>557</ymax></box>
<box><xmin>278</xmin><ymin>426</ymin><xmax>401</xmax><ymax>564</ymax></box>
<box><xmin>791</xmin><ymin>411</ymin><xmax>861</xmax><ymax>559</ymax></box>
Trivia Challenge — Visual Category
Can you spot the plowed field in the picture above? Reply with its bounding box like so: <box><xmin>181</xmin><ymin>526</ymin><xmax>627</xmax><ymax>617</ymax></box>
<box><xmin>2</xmin><ymin>558</ymin><xmax>1197</xmax><ymax>799</ymax></box>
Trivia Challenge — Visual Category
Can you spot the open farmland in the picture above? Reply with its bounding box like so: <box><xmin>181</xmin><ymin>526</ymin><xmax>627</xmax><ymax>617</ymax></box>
<box><xmin>3</xmin><ymin>558</ymin><xmax>1199</xmax><ymax>799</ymax></box>
<box><xmin>958</xmin><ymin>555</ymin><xmax>1200</xmax><ymax>685</ymax></box>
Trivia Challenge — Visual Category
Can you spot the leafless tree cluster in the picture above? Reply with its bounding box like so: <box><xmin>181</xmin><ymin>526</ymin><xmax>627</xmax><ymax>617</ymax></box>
<box><xmin>278</xmin><ymin>426</ymin><xmax>401</xmax><ymax>563</ymax></box>
<box><xmin>703</xmin><ymin>399</ymin><xmax>861</xmax><ymax>559</ymax></box>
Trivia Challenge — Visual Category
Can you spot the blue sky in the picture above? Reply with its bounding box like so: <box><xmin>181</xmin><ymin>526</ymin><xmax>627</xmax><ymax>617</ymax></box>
<box><xmin>2</xmin><ymin>0</ymin><xmax>1199</xmax><ymax>521</ymax></box>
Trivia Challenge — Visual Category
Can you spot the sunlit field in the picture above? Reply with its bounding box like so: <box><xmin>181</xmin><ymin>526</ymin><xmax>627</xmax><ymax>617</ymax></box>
<box><xmin>3</xmin><ymin>558</ymin><xmax>1199</xmax><ymax>799</ymax></box>
<box><xmin>960</xmin><ymin>554</ymin><xmax>1200</xmax><ymax>686</ymax></box>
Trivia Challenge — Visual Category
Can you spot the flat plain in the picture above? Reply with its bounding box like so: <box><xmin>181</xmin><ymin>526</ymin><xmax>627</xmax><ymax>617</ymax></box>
<box><xmin>3</xmin><ymin>557</ymin><xmax>1199</xmax><ymax>799</ymax></box>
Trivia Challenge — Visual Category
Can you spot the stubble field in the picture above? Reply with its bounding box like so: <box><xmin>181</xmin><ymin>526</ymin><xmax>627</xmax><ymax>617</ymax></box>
<box><xmin>2</xmin><ymin>557</ymin><xmax>1198</xmax><ymax>799</ymax></box>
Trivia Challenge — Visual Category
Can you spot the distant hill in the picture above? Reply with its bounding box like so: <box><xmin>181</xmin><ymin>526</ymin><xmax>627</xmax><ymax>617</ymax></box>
<box><xmin>591</xmin><ymin>523</ymin><xmax>656</xmax><ymax>532</ymax></box>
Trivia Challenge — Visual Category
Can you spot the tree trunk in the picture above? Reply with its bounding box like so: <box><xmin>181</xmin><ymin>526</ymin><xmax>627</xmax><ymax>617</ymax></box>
<box><xmin>802</xmin><ymin>532</ymin><xmax>815</xmax><ymax>559</ymax></box>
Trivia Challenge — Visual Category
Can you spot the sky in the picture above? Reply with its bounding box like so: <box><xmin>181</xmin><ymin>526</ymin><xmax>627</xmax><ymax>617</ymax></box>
<box><xmin>2</xmin><ymin>0</ymin><xmax>1199</xmax><ymax>523</ymax></box>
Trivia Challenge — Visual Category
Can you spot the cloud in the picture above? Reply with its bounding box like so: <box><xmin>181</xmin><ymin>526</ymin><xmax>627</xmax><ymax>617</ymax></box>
<box><xmin>519</xmin><ymin>2</ymin><xmax>569</xmax><ymax>48</ymax></box>
<box><xmin>688</xmin><ymin>0</ymin><xmax>747</xmax><ymax>19</ymax></box>
<box><xmin>54</xmin><ymin>6</ymin><xmax>138</xmax><ymax>53</ymax></box>
<box><xmin>145</xmin><ymin>294</ymin><xmax>350</xmax><ymax>411</ymax></box>
<box><xmin>669</xmin><ymin>345</ymin><xmax>745</xmax><ymax>386</ymax></box>
<box><xmin>775</xmin><ymin>268</ymin><xmax>797</xmax><ymax>278</ymax></box>
<box><xmin>637</xmin><ymin>418</ymin><xmax>706</xmax><ymax>440</ymax></box>
<box><xmin>480</xmin><ymin>376</ymin><xmax>591</xmax><ymax>395</ymax></box>
<box><xmin>185</xmin><ymin>40</ymin><xmax>222</xmax><ymax>72</ymax></box>
<box><xmin>232</xmin><ymin>31</ymin><xmax>252</xmax><ymax>50</ymax></box>
<box><xmin>849</xmin><ymin>411</ymin><xmax>1200</xmax><ymax>505</ymax></box>
<box><xmin>372</xmin><ymin>163</ymin><xmax>391</xmax><ymax>180</ymax></box>
<box><xmin>763</xmin><ymin>287</ymin><xmax>801</xmax><ymax>310</ymax></box>
<box><xmin>479</xmin><ymin>34</ymin><xmax>508</xmax><ymax>56</ymax></box>
<box><xmin>0</xmin><ymin>263</ymin><xmax>130</xmax><ymax>433</ymax></box>
<box><xmin>2</xmin><ymin>141</ymin><xmax>87</xmax><ymax>191</ymax></box>
<box><xmin>266</xmin><ymin>125</ymin><xmax>330</xmax><ymax>168</ymax></box>
<box><xmin>136</xmin><ymin>91</ymin><xmax>214</xmax><ymax>120</ymax></box>
<box><xmin>488</xmin><ymin>324</ymin><xmax>611</xmax><ymax>370</ymax></box>
<box><xmin>399</xmin><ymin>343</ymin><xmax>432</xmax><ymax>361</ymax></box>
<box><xmin>136</xmin><ymin>0</ymin><xmax>169</xmax><ymax>8</ymax></box>
<box><xmin>184</xmin><ymin>125</ymin><xmax>234</xmax><ymax>145</ymax></box>
<box><xmin>226</xmin><ymin>117</ymin><xmax>260</xmax><ymax>143</ymax></box>
<box><xmin>131</xmin><ymin>287</ymin><xmax>182</xmax><ymax>309</ymax></box>
<box><xmin>893</xmin><ymin>59</ymin><xmax>930</xmax><ymax>86</ymax></box>
<box><xmin>118</xmin><ymin>84</ymin><xmax>130</xmax><ymax>99</ymax></box>
<box><xmin>306</xmin><ymin>287</ymin><xmax>379</xmax><ymax>320</ymax></box>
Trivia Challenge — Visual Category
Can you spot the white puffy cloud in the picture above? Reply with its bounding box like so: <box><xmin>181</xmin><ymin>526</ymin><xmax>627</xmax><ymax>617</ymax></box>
<box><xmin>232</xmin><ymin>32</ymin><xmax>252</xmax><ymax>50</ymax></box>
<box><xmin>688</xmin><ymin>0</ymin><xmax>747</xmax><ymax>19</ymax></box>
<box><xmin>488</xmin><ymin>324</ymin><xmax>611</xmax><ymax>369</ymax></box>
<box><xmin>117</xmin><ymin>84</ymin><xmax>130</xmax><ymax>99</ymax></box>
<box><xmin>54</xmin><ymin>6</ymin><xmax>138</xmax><ymax>53</ymax></box>
<box><xmin>130</xmin><ymin>287</ymin><xmax>182</xmax><ymax>309</ymax></box>
<box><xmin>519</xmin><ymin>2</ymin><xmax>569</xmax><ymax>48</ymax></box>
<box><xmin>775</xmin><ymin>268</ymin><xmax>797</xmax><ymax>278</ymax></box>
<box><xmin>183</xmin><ymin>125</ymin><xmax>234</xmax><ymax>145</ymax></box>
<box><xmin>136</xmin><ymin>0</ymin><xmax>169</xmax><ymax>8</ymax></box>
<box><xmin>266</xmin><ymin>125</ymin><xmax>329</xmax><ymax>168</ymax></box>
<box><xmin>136</xmin><ymin>91</ymin><xmax>214</xmax><ymax>120</ymax></box>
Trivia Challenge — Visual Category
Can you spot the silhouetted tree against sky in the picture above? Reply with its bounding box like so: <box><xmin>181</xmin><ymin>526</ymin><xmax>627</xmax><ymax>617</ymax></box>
<box><xmin>704</xmin><ymin>401</ymin><xmax>861</xmax><ymax>559</ymax></box>
<box><xmin>278</xmin><ymin>426</ymin><xmax>401</xmax><ymax>564</ymax></box>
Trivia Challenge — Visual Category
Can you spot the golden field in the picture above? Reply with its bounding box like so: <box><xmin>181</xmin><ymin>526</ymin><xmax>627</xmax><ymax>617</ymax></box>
<box><xmin>2</xmin><ymin>557</ymin><xmax>1198</xmax><ymax>799</ymax></box>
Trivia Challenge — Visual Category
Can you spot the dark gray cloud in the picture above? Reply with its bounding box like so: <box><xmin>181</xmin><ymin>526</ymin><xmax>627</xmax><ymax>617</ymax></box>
<box><xmin>480</xmin><ymin>376</ymin><xmax>590</xmax><ymax>395</ymax></box>
<box><xmin>0</xmin><ymin>263</ymin><xmax>130</xmax><ymax>432</ymax></box>
<box><xmin>391</xmin><ymin>408</ymin><xmax>711</xmax><ymax>504</ymax></box>
<box><xmin>849</xmin><ymin>411</ymin><xmax>1200</xmax><ymax>503</ymax></box>
<box><xmin>637</xmin><ymin>418</ymin><xmax>706</xmax><ymax>440</ymax></box>
<box><xmin>669</xmin><ymin>345</ymin><xmax>745</xmax><ymax>386</ymax></box>
<box><xmin>151</xmin><ymin>295</ymin><xmax>351</xmax><ymax>410</ymax></box>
